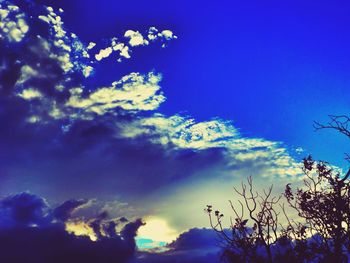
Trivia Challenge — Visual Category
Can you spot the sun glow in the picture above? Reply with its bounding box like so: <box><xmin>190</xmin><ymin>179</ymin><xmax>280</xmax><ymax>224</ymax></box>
<box><xmin>137</xmin><ymin>216</ymin><xmax>178</xmax><ymax>244</ymax></box>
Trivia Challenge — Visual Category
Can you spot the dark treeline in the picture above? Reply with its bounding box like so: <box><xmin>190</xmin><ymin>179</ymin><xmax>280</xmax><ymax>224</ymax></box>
<box><xmin>206</xmin><ymin>115</ymin><xmax>350</xmax><ymax>263</ymax></box>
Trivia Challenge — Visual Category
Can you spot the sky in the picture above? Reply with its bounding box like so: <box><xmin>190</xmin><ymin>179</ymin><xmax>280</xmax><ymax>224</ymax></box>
<box><xmin>36</xmin><ymin>0</ymin><xmax>350</xmax><ymax>167</ymax></box>
<box><xmin>0</xmin><ymin>0</ymin><xmax>350</xmax><ymax>262</ymax></box>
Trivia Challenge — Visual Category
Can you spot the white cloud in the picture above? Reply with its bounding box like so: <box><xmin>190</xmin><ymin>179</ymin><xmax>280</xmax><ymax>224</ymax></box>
<box><xmin>87</xmin><ymin>42</ymin><xmax>96</xmax><ymax>50</ymax></box>
<box><xmin>35</xmin><ymin>6</ymin><xmax>92</xmax><ymax>75</ymax></box>
<box><xmin>161</xmin><ymin>30</ymin><xmax>176</xmax><ymax>40</ymax></box>
<box><xmin>66</xmin><ymin>72</ymin><xmax>165</xmax><ymax>115</ymax></box>
<box><xmin>82</xmin><ymin>65</ymin><xmax>93</xmax><ymax>77</ymax></box>
<box><xmin>95</xmin><ymin>47</ymin><xmax>113</xmax><ymax>61</ymax></box>
<box><xmin>119</xmin><ymin>45</ymin><xmax>130</xmax><ymax>59</ymax></box>
<box><xmin>16</xmin><ymin>65</ymin><xmax>38</xmax><ymax>85</ymax></box>
<box><xmin>147</xmin><ymin>27</ymin><xmax>177</xmax><ymax>42</ymax></box>
<box><xmin>124</xmin><ymin>30</ymin><xmax>149</xmax><ymax>46</ymax></box>
<box><xmin>112</xmin><ymin>41</ymin><xmax>130</xmax><ymax>59</ymax></box>
<box><xmin>18</xmin><ymin>88</ymin><xmax>43</xmax><ymax>100</ymax></box>
<box><xmin>93</xmin><ymin>27</ymin><xmax>177</xmax><ymax>62</ymax></box>
<box><xmin>147</xmin><ymin>27</ymin><xmax>159</xmax><ymax>41</ymax></box>
<box><xmin>119</xmin><ymin>113</ymin><xmax>302</xmax><ymax>180</ymax></box>
<box><xmin>0</xmin><ymin>4</ymin><xmax>28</xmax><ymax>43</ymax></box>
<box><xmin>38</xmin><ymin>7</ymin><xmax>66</xmax><ymax>38</ymax></box>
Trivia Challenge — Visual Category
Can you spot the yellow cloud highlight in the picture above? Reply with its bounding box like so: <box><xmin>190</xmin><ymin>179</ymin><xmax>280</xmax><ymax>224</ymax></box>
<box><xmin>66</xmin><ymin>72</ymin><xmax>164</xmax><ymax>114</ymax></box>
<box><xmin>0</xmin><ymin>4</ymin><xmax>28</xmax><ymax>43</ymax></box>
<box><xmin>65</xmin><ymin>221</ymin><xmax>97</xmax><ymax>241</ymax></box>
<box><xmin>138</xmin><ymin>216</ymin><xmax>178</xmax><ymax>243</ymax></box>
<box><xmin>18</xmin><ymin>88</ymin><xmax>43</xmax><ymax>100</ymax></box>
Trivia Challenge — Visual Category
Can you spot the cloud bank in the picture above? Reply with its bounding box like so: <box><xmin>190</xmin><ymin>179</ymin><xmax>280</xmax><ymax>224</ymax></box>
<box><xmin>0</xmin><ymin>192</ymin><xmax>226</xmax><ymax>263</ymax></box>
<box><xmin>0</xmin><ymin>0</ymin><xmax>304</xmax><ymax>249</ymax></box>
<box><xmin>0</xmin><ymin>192</ymin><xmax>143</xmax><ymax>263</ymax></box>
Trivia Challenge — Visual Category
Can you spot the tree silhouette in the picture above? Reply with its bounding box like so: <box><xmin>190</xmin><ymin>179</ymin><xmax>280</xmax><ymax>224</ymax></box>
<box><xmin>207</xmin><ymin>115</ymin><xmax>350</xmax><ymax>263</ymax></box>
<box><xmin>206</xmin><ymin>177</ymin><xmax>281</xmax><ymax>263</ymax></box>
<box><xmin>284</xmin><ymin>155</ymin><xmax>350</xmax><ymax>262</ymax></box>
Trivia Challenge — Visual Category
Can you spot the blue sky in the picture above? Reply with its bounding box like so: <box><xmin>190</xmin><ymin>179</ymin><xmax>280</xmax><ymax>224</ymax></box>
<box><xmin>1</xmin><ymin>0</ymin><xmax>350</xmax><ymax>262</ymax></box>
<box><xmin>42</xmin><ymin>0</ymin><xmax>350</xmax><ymax>167</ymax></box>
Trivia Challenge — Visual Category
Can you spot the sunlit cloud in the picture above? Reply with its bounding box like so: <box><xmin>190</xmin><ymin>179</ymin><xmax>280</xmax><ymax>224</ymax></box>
<box><xmin>138</xmin><ymin>216</ymin><xmax>179</xmax><ymax>244</ymax></box>
<box><xmin>0</xmin><ymin>4</ymin><xmax>28</xmax><ymax>43</ymax></box>
<box><xmin>65</xmin><ymin>220</ymin><xmax>98</xmax><ymax>241</ymax></box>
<box><xmin>66</xmin><ymin>72</ymin><xmax>164</xmax><ymax>114</ymax></box>
<box><xmin>18</xmin><ymin>88</ymin><xmax>43</xmax><ymax>100</ymax></box>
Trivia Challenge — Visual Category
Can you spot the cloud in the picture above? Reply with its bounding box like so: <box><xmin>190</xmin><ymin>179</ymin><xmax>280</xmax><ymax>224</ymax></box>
<box><xmin>0</xmin><ymin>193</ymin><xmax>223</xmax><ymax>263</ymax></box>
<box><xmin>17</xmin><ymin>88</ymin><xmax>43</xmax><ymax>100</ymax></box>
<box><xmin>0</xmin><ymin>192</ymin><xmax>144</xmax><ymax>263</ymax></box>
<box><xmin>168</xmin><ymin>228</ymin><xmax>220</xmax><ymax>250</ymax></box>
<box><xmin>66</xmin><ymin>72</ymin><xmax>165</xmax><ymax>115</ymax></box>
<box><xmin>137</xmin><ymin>216</ymin><xmax>178</xmax><ymax>244</ymax></box>
<box><xmin>87</xmin><ymin>42</ymin><xmax>96</xmax><ymax>50</ymax></box>
<box><xmin>0</xmin><ymin>192</ymin><xmax>52</xmax><ymax>228</ymax></box>
<box><xmin>147</xmin><ymin>27</ymin><xmax>178</xmax><ymax>48</ymax></box>
<box><xmin>94</xmin><ymin>27</ymin><xmax>177</xmax><ymax>62</ymax></box>
<box><xmin>95</xmin><ymin>46</ymin><xmax>113</xmax><ymax>61</ymax></box>
<box><xmin>124</xmin><ymin>30</ymin><xmax>149</xmax><ymax>47</ymax></box>
<box><xmin>53</xmin><ymin>199</ymin><xmax>88</xmax><ymax>222</ymax></box>
<box><xmin>0</xmin><ymin>0</ymin><xmax>228</xmax><ymax>201</ymax></box>
<box><xmin>118</xmin><ymin>114</ymin><xmax>301</xmax><ymax>180</ymax></box>
<box><xmin>135</xmin><ymin>228</ymin><xmax>222</xmax><ymax>263</ymax></box>
<box><xmin>0</xmin><ymin>0</ymin><xmax>303</xmax><ymax>239</ymax></box>
<box><xmin>0</xmin><ymin>4</ymin><xmax>28</xmax><ymax>43</ymax></box>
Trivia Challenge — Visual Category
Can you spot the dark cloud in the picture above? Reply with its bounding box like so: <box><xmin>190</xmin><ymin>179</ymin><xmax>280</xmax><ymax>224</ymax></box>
<box><xmin>53</xmin><ymin>199</ymin><xmax>88</xmax><ymax>222</ymax></box>
<box><xmin>0</xmin><ymin>225</ymin><xmax>141</xmax><ymax>263</ymax></box>
<box><xmin>0</xmin><ymin>192</ymin><xmax>144</xmax><ymax>263</ymax></box>
<box><xmin>168</xmin><ymin>227</ymin><xmax>220</xmax><ymax>250</ymax></box>
<box><xmin>136</xmin><ymin>228</ymin><xmax>222</xmax><ymax>263</ymax></box>
<box><xmin>0</xmin><ymin>192</ymin><xmax>51</xmax><ymax>228</ymax></box>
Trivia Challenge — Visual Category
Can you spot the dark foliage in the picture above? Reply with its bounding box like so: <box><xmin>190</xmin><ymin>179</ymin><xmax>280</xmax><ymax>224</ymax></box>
<box><xmin>207</xmin><ymin>115</ymin><xmax>350</xmax><ymax>263</ymax></box>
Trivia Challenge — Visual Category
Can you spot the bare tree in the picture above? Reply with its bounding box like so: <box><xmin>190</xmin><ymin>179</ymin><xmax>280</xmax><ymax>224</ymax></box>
<box><xmin>206</xmin><ymin>115</ymin><xmax>350</xmax><ymax>262</ymax></box>
<box><xmin>206</xmin><ymin>177</ymin><xmax>281</xmax><ymax>263</ymax></box>
<box><xmin>314</xmin><ymin>115</ymin><xmax>350</xmax><ymax>143</ymax></box>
